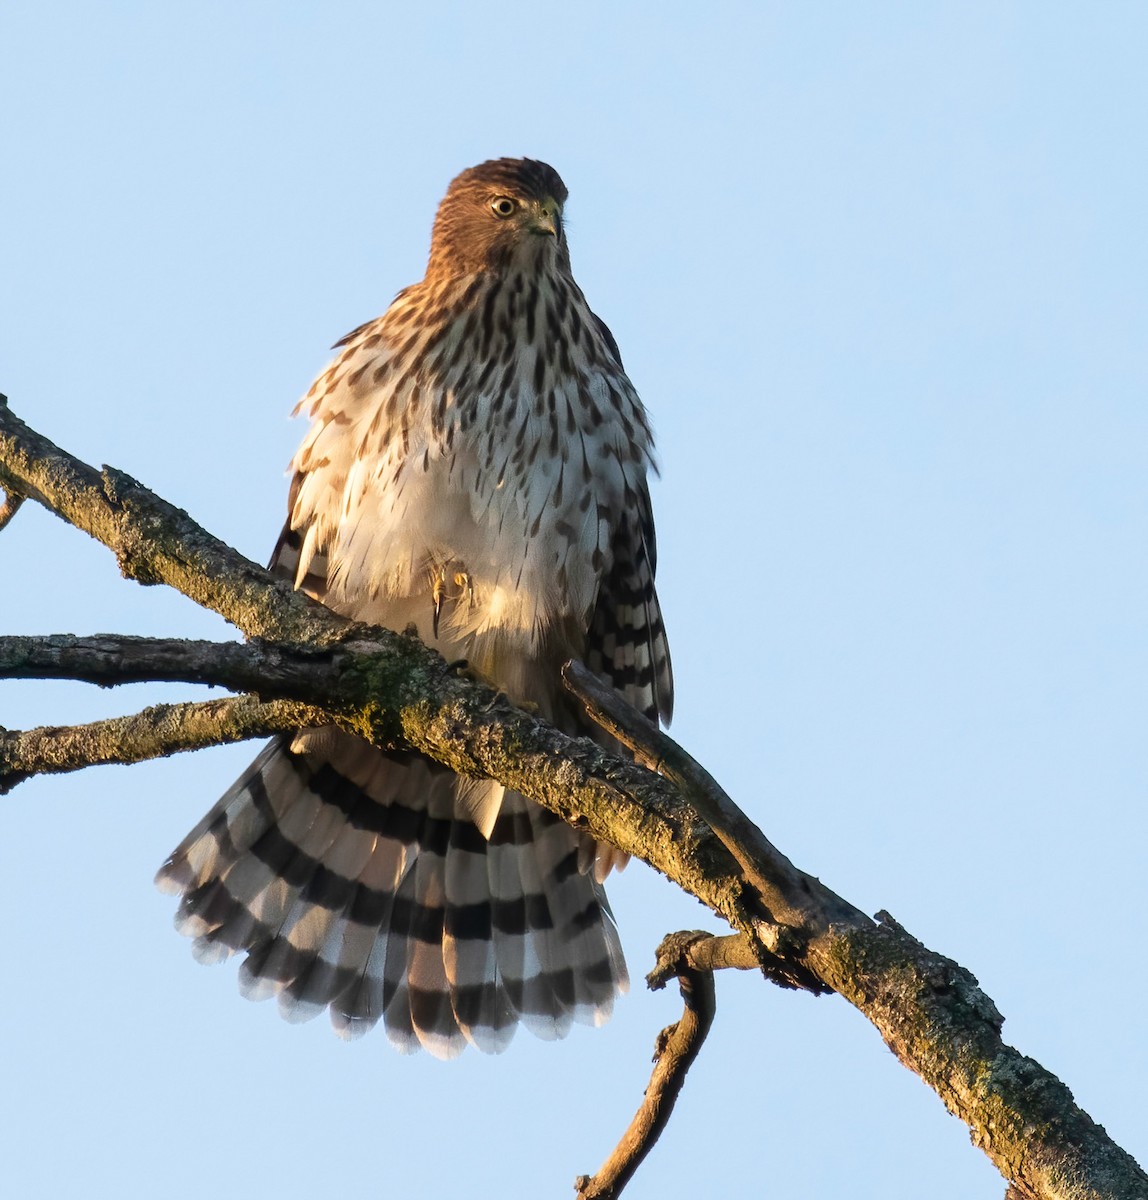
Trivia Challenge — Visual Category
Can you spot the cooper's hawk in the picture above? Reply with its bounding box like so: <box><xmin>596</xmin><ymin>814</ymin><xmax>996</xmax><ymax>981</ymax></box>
<box><xmin>157</xmin><ymin>158</ymin><xmax>673</xmax><ymax>1058</ymax></box>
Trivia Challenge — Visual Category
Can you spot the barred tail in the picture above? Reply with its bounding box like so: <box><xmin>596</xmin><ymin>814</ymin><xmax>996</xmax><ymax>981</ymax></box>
<box><xmin>156</xmin><ymin>734</ymin><xmax>627</xmax><ymax>1057</ymax></box>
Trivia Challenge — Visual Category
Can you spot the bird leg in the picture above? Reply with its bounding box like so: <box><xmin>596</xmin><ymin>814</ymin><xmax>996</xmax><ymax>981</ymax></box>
<box><xmin>430</xmin><ymin>563</ymin><xmax>474</xmax><ymax>639</ymax></box>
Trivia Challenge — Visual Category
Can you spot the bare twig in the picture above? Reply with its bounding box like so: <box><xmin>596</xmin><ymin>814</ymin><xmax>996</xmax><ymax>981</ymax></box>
<box><xmin>576</xmin><ymin>932</ymin><xmax>718</xmax><ymax>1200</ymax></box>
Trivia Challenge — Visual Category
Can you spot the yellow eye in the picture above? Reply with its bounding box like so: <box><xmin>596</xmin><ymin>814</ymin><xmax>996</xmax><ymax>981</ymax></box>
<box><xmin>490</xmin><ymin>196</ymin><xmax>517</xmax><ymax>218</ymax></box>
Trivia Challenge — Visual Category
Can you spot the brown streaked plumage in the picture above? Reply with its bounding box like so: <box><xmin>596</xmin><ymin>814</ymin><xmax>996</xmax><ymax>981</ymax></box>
<box><xmin>157</xmin><ymin>158</ymin><xmax>673</xmax><ymax>1057</ymax></box>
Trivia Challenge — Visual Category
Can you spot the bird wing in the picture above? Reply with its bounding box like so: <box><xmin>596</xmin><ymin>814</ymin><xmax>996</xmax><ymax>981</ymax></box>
<box><xmin>585</xmin><ymin>476</ymin><xmax>673</xmax><ymax>726</ymax></box>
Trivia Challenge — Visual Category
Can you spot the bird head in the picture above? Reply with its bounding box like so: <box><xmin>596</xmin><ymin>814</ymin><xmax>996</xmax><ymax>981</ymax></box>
<box><xmin>427</xmin><ymin>157</ymin><xmax>570</xmax><ymax>276</ymax></box>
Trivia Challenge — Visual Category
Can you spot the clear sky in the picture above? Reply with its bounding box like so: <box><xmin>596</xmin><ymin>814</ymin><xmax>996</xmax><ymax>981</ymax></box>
<box><xmin>2</xmin><ymin>4</ymin><xmax>1145</xmax><ymax>1197</ymax></box>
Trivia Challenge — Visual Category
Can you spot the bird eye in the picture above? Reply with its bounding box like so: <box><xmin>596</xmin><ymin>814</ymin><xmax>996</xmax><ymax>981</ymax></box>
<box><xmin>490</xmin><ymin>196</ymin><xmax>517</xmax><ymax>218</ymax></box>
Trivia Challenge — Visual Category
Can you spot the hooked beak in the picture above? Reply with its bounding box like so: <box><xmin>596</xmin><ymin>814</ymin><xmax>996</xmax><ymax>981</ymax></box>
<box><xmin>532</xmin><ymin>197</ymin><xmax>562</xmax><ymax>240</ymax></box>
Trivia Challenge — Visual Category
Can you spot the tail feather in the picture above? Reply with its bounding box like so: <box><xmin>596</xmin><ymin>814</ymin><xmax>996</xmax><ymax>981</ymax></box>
<box><xmin>443</xmin><ymin>823</ymin><xmax>514</xmax><ymax>1054</ymax></box>
<box><xmin>244</xmin><ymin>786</ymin><xmax>382</xmax><ymax>1013</ymax></box>
<box><xmin>530</xmin><ymin>807</ymin><xmax>628</xmax><ymax>1022</ymax></box>
<box><xmin>330</xmin><ymin>912</ymin><xmax>391</xmax><ymax>1040</ymax></box>
<box><xmin>226</xmin><ymin>777</ymin><xmax>351</xmax><ymax>1001</ymax></box>
<box><xmin>502</xmin><ymin>800</ymin><xmax>576</xmax><ymax>1041</ymax></box>
<box><xmin>485</xmin><ymin>813</ymin><xmax>531</xmax><ymax>1039</ymax></box>
<box><xmin>156</xmin><ymin>742</ymin><xmax>279</xmax><ymax>897</ymax></box>
<box><xmin>327</xmin><ymin>839</ymin><xmax>407</xmax><ymax>1039</ymax></box>
<box><xmin>276</xmin><ymin>818</ymin><xmax>385</xmax><ymax>1015</ymax></box>
<box><xmin>156</xmin><ymin>731</ymin><xmax>626</xmax><ymax>1057</ymax></box>
<box><xmin>393</xmin><ymin>843</ymin><xmax>465</xmax><ymax>1057</ymax></box>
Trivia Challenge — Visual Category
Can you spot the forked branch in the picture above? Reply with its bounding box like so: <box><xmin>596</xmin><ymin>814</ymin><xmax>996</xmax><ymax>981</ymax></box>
<box><xmin>0</xmin><ymin>396</ymin><xmax>1143</xmax><ymax>1200</ymax></box>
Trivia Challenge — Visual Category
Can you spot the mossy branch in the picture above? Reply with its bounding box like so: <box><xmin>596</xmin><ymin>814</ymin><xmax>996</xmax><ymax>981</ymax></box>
<box><xmin>0</xmin><ymin>395</ymin><xmax>1143</xmax><ymax>1200</ymax></box>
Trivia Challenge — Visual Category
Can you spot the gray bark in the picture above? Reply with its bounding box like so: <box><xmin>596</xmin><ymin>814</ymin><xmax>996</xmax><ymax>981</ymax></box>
<box><xmin>1</xmin><ymin>395</ymin><xmax>1144</xmax><ymax>1200</ymax></box>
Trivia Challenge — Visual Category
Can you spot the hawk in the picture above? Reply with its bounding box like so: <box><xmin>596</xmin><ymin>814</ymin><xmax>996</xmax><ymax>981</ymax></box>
<box><xmin>157</xmin><ymin>158</ymin><xmax>673</xmax><ymax>1057</ymax></box>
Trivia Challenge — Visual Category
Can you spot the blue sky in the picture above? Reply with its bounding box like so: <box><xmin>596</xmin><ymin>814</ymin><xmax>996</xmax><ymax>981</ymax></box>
<box><xmin>2</xmin><ymin>4</ymin><xmax>1145</xmax><ymax>1197</ymax></box>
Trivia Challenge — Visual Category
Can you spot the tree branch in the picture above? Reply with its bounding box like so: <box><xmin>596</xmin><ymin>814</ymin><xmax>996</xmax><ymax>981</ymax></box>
<box><xmin>0</xmin><ymin>487</ymin><xmax>22</xmax><ymax>532</ymax></box>
<box><xmin>0</xmin><ymin>632</ymin><xmax>347</xmax><ymax>694</ymax></box>
<box><xmin>1</xmin><ymin>397</ymin><xmax>1144</xmax><ymax>1200</ymax></box>
<box><xmin>565</xmin><ymin>657</ymin><xmax>856</xmax><ymax>991</ymax></box>
<box><xmin>0</xmin><ymin>695</ymin><xmax>327</xmax><ymax>792</ymax></box>
<box><xmin>576</xmin><ymin>932</ymin><xmax>719</xmax><ymax>1200</ymax></box>
<box><xmin>0</xmin><ymin>394</ymin><xmax>346</xmax><ymax>647</ymax></box>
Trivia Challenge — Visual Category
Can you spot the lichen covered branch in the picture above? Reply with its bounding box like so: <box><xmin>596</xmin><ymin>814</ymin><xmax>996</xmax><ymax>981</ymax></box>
<box><xmin>0</xmin><ymin>398</ymin><xmax>1144</xmax><ymax>1200</ymax></box>
<box><xmin>0</xmin><ymin>695</ymin><xmax>326</xmax><ymax>793</ymax></box>
<box><xmin>0</xmin><ymin>394</ymin><xmax>344</xmax><ymax>646</ymax></box>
